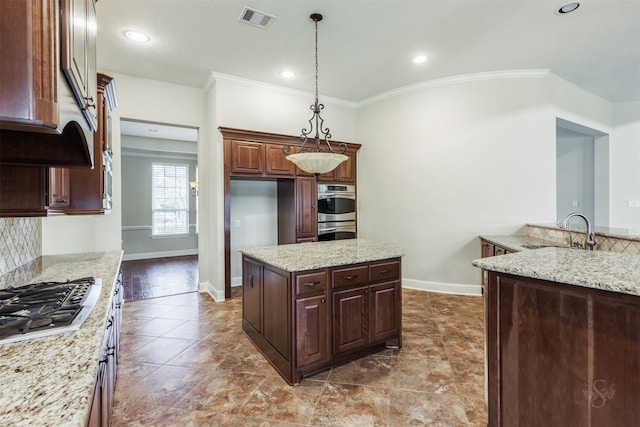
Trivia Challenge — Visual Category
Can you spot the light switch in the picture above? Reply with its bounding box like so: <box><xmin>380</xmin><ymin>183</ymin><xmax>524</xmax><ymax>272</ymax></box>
<box><xmin>628</xmin><ymin>200</ymin><xmax>640</xmax><ymax>208</ymax></box>
<box><xmin>235</xmin><ymin>219</ymin><xmax>241</xmax><ymax>227</ymax></box>
<box><xmin>571</xmin><ymin>200</ymin><xmax>580</xmax><ymax>207</ymax></box>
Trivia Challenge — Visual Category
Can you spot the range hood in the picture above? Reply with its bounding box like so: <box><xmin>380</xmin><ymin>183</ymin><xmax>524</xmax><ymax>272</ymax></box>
<box><xmin>0</xmin><ymin>121</ymin><xmax>93</xmax><ymax>168</ymax></box>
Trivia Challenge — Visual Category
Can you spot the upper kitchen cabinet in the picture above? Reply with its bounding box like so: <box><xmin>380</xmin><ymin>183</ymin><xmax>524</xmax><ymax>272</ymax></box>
<box><xmin>60</xmin><ymin>0</ymin><xmax>98</xmax><ymax>132</ymax></box>
<box><xmin>318</xmin><ymin>148</ymin><xmax>357</xmax><ymax>184</ymax></box>
<box><xmin>48</xmin><ymin>73</ymin><xmax>117</xmax><ymax>215</ymax></box>
<box><xmin>0</xmin><ymin>0</ymin><xmax>96</xmax><ymax>168</ymax></box>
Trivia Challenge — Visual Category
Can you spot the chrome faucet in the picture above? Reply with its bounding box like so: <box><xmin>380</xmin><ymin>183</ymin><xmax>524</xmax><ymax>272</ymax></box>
<box><xmin>559</xmin><ymin>212</ymin><xmax>596</xmax><ymax>250</ymax></box>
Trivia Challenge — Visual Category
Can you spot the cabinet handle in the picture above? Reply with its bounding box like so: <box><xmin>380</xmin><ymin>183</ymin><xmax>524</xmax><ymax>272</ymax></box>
<box><xmin>378</xmin><ymin>269</ymin><xmax>392</xmax><ymax>275</ymax></box>
<box><xmin>304</xmin><ymin>281</ymin><xmax>320</xmax><ymax>287</ymax></box>
<box><xmin>321</xmin><ymin>298</ymin><xmax>326</xmax><ymax>304</ymax></box>
<box><xmin>364</xmin><ymin>289</ymin><xmax>368</xmax><ymax>295</ymax></box>
<box><xmin>344</xmin><ymin>274</ymin><xmax>358</xmax><ymax>281</ymax></box>
<box><xmin>84</xmin><ymin>96</ymin><xmax>96</xmax><ymax>109</ymax></box>
<box><xmin>249</xmin><ymin>275</ymin><xmax>254</xmax><ymax>288</ymax></box>
<box><xmin>372</xmin><ymin>288</ymin><xmax>378</xmax><ymax>293</ymax></box>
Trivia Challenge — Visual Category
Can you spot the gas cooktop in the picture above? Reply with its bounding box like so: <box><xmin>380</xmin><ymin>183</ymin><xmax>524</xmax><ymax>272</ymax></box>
<box><xmin>0</xmin><ymin>277</ymin><xmax>102</xmax><ymax>345</ymax></box>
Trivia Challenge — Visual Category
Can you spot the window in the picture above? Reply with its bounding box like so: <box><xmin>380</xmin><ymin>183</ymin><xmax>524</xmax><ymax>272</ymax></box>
<box><xmin>152</xmin><ymin>163</ymin><xmax>189</xmax><ymax>236</ymax></box>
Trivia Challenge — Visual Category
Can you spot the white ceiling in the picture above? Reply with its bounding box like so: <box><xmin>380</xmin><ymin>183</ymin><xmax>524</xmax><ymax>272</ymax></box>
<box><xmin>96</xmin><ymin>0</ymin><xmax>640</xmax><ymax>104</ymax></box>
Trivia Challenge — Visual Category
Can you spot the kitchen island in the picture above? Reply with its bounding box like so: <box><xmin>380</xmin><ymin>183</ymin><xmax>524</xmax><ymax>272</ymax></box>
<box><xmin>473</xmin><ymin>247</ymin><xmax>640</xmax><ymax>426</ymax></box>
<box><xmin>0</xmin><ymin>251</ymin><xmax>123</xmax><ymax>427</ymax></box>
<box><xmin>239</xmin><ymin>239</ymin><xmax>404</xmax><ymax>385</ymax></box>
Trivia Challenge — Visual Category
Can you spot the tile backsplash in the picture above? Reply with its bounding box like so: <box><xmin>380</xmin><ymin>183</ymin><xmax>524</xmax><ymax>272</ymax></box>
<box><xmin>0</xmin><ymin>218</ymin><xmax>41</xmax><ymax>276</ymax></box>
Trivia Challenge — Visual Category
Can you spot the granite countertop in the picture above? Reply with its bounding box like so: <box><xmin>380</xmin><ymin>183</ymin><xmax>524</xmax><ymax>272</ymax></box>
<box><xmin>480</xmin><ymin>235</ymin><xmax>564</xmax><ymax>252</ymax></box>
<box><xmin>472</xmin><ymin>247</ymin><xmax>640</xmax><ymax>296</ymax></box>
<box><xmin>0</xmin><ymin>251</ymin><xmax>123</xmax><ymax>427</ymax></box>
<box><xmin>239</xmin><ymin>239</ymin><xmax>405</xmax><ymax>272</ymax></box>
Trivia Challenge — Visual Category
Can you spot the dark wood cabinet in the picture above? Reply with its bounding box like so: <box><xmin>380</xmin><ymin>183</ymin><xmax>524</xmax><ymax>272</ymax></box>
<box><xmin>60</xmin><ymin>0</ymin><xmax>98</xmax><ymax>132</ymax></box>
<box><xmin>241</xmin><ymin>254</ymin><xmax>401</xmax><ymax>385</ymax></box>
<box><xmin>230</xmin><ymin>140</ymin><xmax>264</xmax><ymax>174</ymax></box>
<box><xmin>333</xmin><ymin>261</ymin><xmax>401</xmax><ymax>355</ymax></box>
<box><xmin>0</xmin><ymin>166</ymin><xmax>47</xmax><ymax>217</ymax></box>
<box><xmin>265</xmin><ymin>143</ymin><xmax>295</xmax><ymax>176</ymax></box>
<box><xmin>48</xmin><ymin>167</ymin><xmax>71</xmax><ymax>208</ymax></box>
<box><xmin>486</xmin><ymin>271</ymin><xmax>640</xmax><ymax>427</ymax></box>
<box><xmin>48</xmin><ymin>73</ymin><xmax>116</xmax><ymax>215</ymax></box>
<box><xmin>242</xmin><ymin>258</ymin><xmax>262</xmax><ymax>334</ymax></box>
<box><xmin>295</xmin><ymin>177</ymin><xmax>317</xmax><ymax>242</ymax></box>
<box><xmin>318</xmin><ymin>149</ymin><xmax>357</xmax><ymax>183</ymax></box>
<box><xmin>296</xmin><ymin>294</ymin><xmax>330</xmax><ymax>367</ymax></box>
<box><xmin>221</xmin><ymin>127</ymin><xmax>360</xmax><ymax>299</ymax></box>
<box><xmin>87</xmin><ymin>276</ymin><xmax>123</xmax><ymax>427</ymax></box>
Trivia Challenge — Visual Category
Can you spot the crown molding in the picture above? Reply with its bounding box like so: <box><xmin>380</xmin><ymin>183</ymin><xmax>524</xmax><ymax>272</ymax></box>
<box><xmin>359</xmin><ymin>69</ymin><xmax>550</xmax><ymax>106</ymax></box>
<box><xmin>209</xmin><ymin>72</ymin><xmax>360</xmax><ymax>109</ymax></box>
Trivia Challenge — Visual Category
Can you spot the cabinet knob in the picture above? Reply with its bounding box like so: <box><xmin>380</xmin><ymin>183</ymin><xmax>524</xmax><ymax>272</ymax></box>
<box><xmin>344</xmin><ymin>274</ymin><xmax>358</xmax><ymax>281</ymax></box>
<box><xmin>372</xmin><ymin>288</ymin><xmax>378</xmax><ymax>293</ymax></box>
<box><xmin>364</xmin><ymin>289</ymin><xmax>368</xmax><ymax>295</ymax></box>
<box><xmin>379</xmin><ymin>269</ymin><xmax>392</xmax><ymax>275</ymax></box>
<box><xmin>321</xmin><ymin>298</ymin><xmax>326</xmax><ymax>304</ymax></box>
<box><xmin>304</xmin><ymin>281</ymin><xmax>321</xmax><ymax>287</ymax></box>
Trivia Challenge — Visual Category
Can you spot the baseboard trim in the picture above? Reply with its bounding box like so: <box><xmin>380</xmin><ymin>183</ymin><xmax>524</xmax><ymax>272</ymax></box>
<box><xmin>122</xmin><ymin>249</ymin><xmax>198</xmax><ymax>261</ymax></box>
<box><xmin>403</xmin><ymin>278</ymin><xmax>482</xmax><ymax>296</ymax></box>
<box><xmin>199</xmin><ymin>280</ymin><xmax>225</xmax><ymax>302</ymax></box>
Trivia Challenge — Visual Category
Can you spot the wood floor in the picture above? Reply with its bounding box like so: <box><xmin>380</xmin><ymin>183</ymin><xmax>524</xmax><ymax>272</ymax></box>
<box><xmin>121</xmin><ymin>255</ymin><xmax>198</xmax><ymax>301</ymax></box>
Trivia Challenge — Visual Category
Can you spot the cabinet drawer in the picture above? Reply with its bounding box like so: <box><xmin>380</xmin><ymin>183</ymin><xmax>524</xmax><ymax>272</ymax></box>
<box><xmin>332</xmin><ymin>265</ymin><xmax>369</xmax><ymax>288</ymax></box>
<box><xmin>295</xmin><ymin>271</ymin><xmax>327</xmax><ymax>297</ymax></box>
<box><xmin>370</xmin><ymin>260</ymin><xmax>400</xmax><ymax>282</ymax></box>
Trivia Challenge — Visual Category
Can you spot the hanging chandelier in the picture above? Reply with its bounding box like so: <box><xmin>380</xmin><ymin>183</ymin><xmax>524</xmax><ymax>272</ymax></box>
<box><xmin>283</xmin><ymin>13</ymin><xmax>347</xmax><ymax>175</ymax></box>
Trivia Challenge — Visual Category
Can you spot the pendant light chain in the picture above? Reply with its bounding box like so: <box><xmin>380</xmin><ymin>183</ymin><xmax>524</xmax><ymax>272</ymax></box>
<box><xmin>281</xmin><ymin>13</ymin><xmax>348</xmax><ymax>175</ymax></box>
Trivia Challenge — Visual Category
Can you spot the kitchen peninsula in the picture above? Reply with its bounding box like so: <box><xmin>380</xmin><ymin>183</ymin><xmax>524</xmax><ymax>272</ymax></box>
<box><xmin>473</xmin><ymin>247</ymin><xmax>640</xmax><ymax>426</ymax></box>
<box><xmin>239</xmin><ymin>239</ymin><xmax>404</xmax><ymax>385</ymax></box>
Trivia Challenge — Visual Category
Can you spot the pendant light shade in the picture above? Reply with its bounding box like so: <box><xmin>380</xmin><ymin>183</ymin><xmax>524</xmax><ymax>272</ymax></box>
<box><xmin>286</xmin><ymin>152</ymin><xmax>347</xmax><ymax>175</ymax></box>
<box><xmin>283</xmin><ymin>13</ymin><xmax>347</xmax><ymax>175</ymax></box>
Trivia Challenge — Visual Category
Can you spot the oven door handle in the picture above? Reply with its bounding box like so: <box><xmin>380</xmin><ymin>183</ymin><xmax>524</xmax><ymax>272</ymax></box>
<box><xmin>319</xmin><ymin>193</ymin><xmax>355</xmax><ymax>199</ymax></box>
<box><xmin>319</xmin><ymin>228</ymin><xmax>337</xmax><ymax>233</ymax></box>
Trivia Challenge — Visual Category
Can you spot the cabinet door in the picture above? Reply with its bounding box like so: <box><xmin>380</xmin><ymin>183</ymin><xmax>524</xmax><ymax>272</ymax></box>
<box><xmin>481</xmin><ymin>240</ymin><xmax>495</xmax><ymax>258</ymax></box>
<box><xmin>369</xmin><ymin>281</ymin><xmax>400</xmax><ymax>343</ymax></box>
<box><xmin>296</xmin><ymin>294</ymin><xmax>330</xmax><ymax>367</ymax></box>
<box><xmin>265</xmin><ymin>143</ymin><xmax>295</xmax><ymax>176</ymax></box>
<box><xmin>60</xmin><ymin>0</ymin><xmax>97</xmax><ymax>131</ymax></box>
<box><xmin>231</xmin><ymin>140</ymin><xmax>263</xmax><ymax>174</ymax></box>
<box><xmin>242</xmin><ymin>258</ymin><xmax>262</xmax><ymax>333</ymax></box>
<box><xmin>262</xmin><ymin>268</ymin><xmax>291</xmax><ymax>360</ymax></box>
<box><xmin>333</xmin><ymin>286</ymin><xmax>368</xmax><ymax>354</ymax></box>
<box><xmin>0</xmin><ymin>166</ymin><xmax>47</xmax><ymax>217</ymax></box>
<box><xmin>296</xmin><ymin>177</ymin><xmax>317</xmax><ymax>241</ymax></box>
<box><xmin>318</xmin><ymin>150</ymin><xmax>356</xmax><ymax>183</ymax></box>
<box><xmin>488</xmin><ymin>274</ymin><xmax>640</xmax><ymax>426</ymax></box>
<box><xmin>49</xmin><ymin>168</ymin><xmax>71</xmax><ymax>208</ymax></box>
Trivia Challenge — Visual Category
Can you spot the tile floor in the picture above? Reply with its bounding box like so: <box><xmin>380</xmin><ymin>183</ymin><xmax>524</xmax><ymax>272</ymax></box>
<box><xmin>112</xmin><ymin>287</ymin><xmax>487</xmax><ymax>426</ymax></box>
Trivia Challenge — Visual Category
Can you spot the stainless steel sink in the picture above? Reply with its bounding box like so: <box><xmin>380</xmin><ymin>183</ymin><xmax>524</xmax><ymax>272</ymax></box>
<box><xmin>521</xmin><ymin>244</ymin><xmax>548</xmax><ymax>249</ymax></box>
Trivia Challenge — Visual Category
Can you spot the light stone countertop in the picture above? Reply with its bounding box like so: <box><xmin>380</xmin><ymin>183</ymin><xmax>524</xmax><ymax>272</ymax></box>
<box><xmin>239</xmin><ymin>239</ymin><xmax>405</xmax><ymax>272</ymax></box>
<box><xmin>0</xmin><ymin>251</ymin><xmax>123</xmax><ymax>427</ymax></box>
<box><xmin>480</xmin><ymin>235</ymin><xmax>564</xmax><ymax>252</ymax></box>
<box><xmin>472</xmin><ymin>247</ymin><xmax>640</xmax><ymax>296</ymax></box>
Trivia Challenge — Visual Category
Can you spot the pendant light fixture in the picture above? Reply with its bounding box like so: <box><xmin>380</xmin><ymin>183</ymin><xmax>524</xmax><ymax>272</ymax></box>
<box><xmin>283</xmin><ymin>13</ymin><xmax>347</xmax><ymax>175</ymax></box>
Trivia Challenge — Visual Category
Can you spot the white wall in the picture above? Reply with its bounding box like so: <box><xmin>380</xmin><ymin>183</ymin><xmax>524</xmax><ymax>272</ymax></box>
<box><xmin>611</xmin><ymin>101</ymin><xmax>640</xmax><ymax>230</ymax></box>
<box><xmin>357</xmin><ymin>73</ymin><xmax>585</xmax><ymax>292</ymax></box>
<box><xmin>230</xmin><ymin>180</ymin><xmax>278</xmax><ymax>284</ymax></box>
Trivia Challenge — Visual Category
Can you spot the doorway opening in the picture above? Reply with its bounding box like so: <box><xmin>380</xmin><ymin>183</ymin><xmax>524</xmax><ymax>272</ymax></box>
<box><xmin>120</xmin><ymin>118</ymin><xmax>199</xmax><ymax>301</ymax></box>
<box><xmin>556</xmin><ymin>118</ymin><xmax>609</xmax><ymax>227</ymax></box>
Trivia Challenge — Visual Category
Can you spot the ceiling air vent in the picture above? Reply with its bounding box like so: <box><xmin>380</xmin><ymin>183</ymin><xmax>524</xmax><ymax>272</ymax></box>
<box><xmin>239</xmin><ymin>7</ymin><xmax>275</xmax><ymax>29</ymax></box>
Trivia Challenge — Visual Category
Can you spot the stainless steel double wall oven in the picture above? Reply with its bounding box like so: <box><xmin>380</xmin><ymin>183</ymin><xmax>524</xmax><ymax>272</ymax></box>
<box><xmin>317</xmin><ymin>183</ymin><xmax>356</xmax><ymax>240</ymax></box>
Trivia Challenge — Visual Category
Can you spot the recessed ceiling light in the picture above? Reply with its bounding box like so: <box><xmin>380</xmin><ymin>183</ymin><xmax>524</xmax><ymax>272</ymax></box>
<box><xmin>279</xmin><ymin>70</ymin><xmax>297</xmax><ymax>79</ymax></box>
<box><xmin>123</xmin><ymin>30</ymin><xmax>150</xmax><ymax>43</ymax></box>
<box><xmin>556</xmin><ymin>2</ymin><xmax>581</xmax><ymax>15</ymax></box>
<box><xmin>412</xmin><ymin>55</ymin><xmax>428</xmax><ymax>64</ymax></box>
